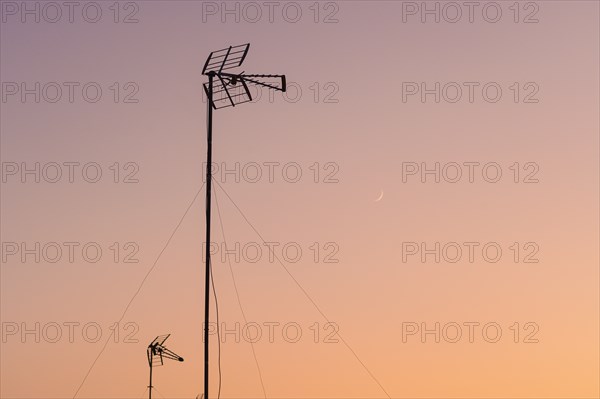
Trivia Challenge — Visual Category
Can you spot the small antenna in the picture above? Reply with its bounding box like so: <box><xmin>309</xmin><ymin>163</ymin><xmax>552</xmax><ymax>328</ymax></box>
<box><xmin>146</xmin><ymin>334</ymin><xmax>184</xmax><ymax>399</ymax></box>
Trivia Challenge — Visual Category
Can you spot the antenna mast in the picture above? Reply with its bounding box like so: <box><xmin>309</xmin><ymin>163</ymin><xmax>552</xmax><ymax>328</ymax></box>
<box><xmin>201</xmin><ymin>43</ymin><xmax>286</xmax><ymax>399</ymax></box>
<box><xmin>146</xmin><ymin>334</ymin><xmax>184</xmax><ymax>399</ymax></box>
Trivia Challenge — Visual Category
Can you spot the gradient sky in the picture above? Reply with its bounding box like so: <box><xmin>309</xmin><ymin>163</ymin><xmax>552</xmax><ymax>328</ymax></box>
<box><xmin>1</xmin><ymin>1</ymin><xmax>599</xmax><ymax>398</ymax></box>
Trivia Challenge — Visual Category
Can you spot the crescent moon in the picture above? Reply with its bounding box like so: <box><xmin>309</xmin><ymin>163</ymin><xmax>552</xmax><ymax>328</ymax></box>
<box><xmin>374</xmin><ymin>190</ymin><xmax>384</xmax><ymax>202</ymax></box>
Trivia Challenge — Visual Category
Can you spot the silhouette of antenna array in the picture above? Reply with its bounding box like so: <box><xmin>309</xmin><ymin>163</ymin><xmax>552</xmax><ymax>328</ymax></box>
<box><xmin>146</xmin><ymin>334</ymin><xmax>183</xmax><ymax>399</ymax></box>
<box><xmin>201</xmin><ymin>43</ymin><xmax>286</xmax><ymax>399</ymax></box>
<box><xmin>202</xmin><ymin>44</ymin><xmax>286</xmax><ymax>109</ymax></box>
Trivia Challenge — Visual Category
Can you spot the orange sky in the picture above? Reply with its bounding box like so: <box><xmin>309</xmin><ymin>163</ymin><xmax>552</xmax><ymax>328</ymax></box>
<box><xmin>1</xmin><ymin>1</ymin><xmax>598</xmax><ymax>398</ymax></box>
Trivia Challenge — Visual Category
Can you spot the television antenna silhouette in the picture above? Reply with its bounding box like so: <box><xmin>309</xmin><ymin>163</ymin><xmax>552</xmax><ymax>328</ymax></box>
<box><xmin>146</xmin><ymin>334</ymin><xmax>184</xmax><ymax>399</ymax></box>
<box><xmin>201</xmin><ymin>43</ymin><xmax>286</xmax><ymax>399</ymax></box>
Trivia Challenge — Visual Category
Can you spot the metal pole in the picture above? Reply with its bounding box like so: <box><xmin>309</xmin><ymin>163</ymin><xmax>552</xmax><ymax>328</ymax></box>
<box><xmin>148</xmin><ymin>363</ymin><xmax>152</xmax><ymax>399</ymax></box>
<box><xmin>204</xmin><ymin>72</ymin><xmax>214</xmax><ymax>399</ymax></box>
